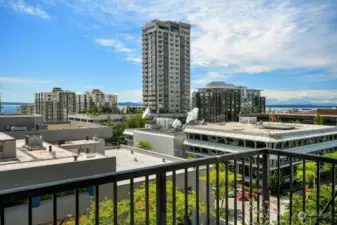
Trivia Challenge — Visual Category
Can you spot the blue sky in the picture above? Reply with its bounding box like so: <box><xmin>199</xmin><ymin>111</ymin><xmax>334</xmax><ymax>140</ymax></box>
<box><xmin>0</xmin><ymin>0</ymin><xmax>337</xmax><ymax>104</ymax></box>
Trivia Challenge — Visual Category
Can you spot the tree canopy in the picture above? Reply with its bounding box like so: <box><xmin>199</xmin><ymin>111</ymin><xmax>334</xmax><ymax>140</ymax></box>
<box><xmin>124</xmin><ymin>114</ymin><xmax>149</xmax><ymax>128</ymax></box>
<box><xmin>66</xmin><ymin>181</ymin><xmax>205</xmax><ymax>225</ymax></box>
<box><xmin>136</xmin><ymin>140</ymin><xmax>154</xmax><ymax>151</ymax></box>
<box><xmin>281</xmin><ymin>184</ymin><xmax>336</xmax><ymax>225</ymax></box>
<box><xmin>104</xmin><ymin>122</ymin><xmax>126</xmax><ymax>145</ymax></box>
<box><xmin>314</xmin><ymin>112</ymin><xmax>324</xmax><ymax>125</ymax></box>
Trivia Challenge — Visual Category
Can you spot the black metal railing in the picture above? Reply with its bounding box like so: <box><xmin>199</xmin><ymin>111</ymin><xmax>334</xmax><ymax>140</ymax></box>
<box><xmin>1</xmin><ymin>148</ymin><xmax>337</xmax><ymax>225</ymax></box>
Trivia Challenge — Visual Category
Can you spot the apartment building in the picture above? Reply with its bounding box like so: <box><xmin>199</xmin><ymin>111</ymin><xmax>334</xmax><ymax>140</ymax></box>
<box><xmin>142</xmin><ymin>20</ymin><xmax>191</xmax><ymax>114</ymax></box>
<box><xmin>192</xmin><ymin>82</ymin><xmax>266</xmax><ymax>122</ymax></box>
<box><xmin>76</xmin><ymin>89</ymin><xmax>118</xmax><ymax>113</ymax></box>
<box><xmin>16</xmin><ymin>103</ymin><xmax>35</xmax><ymax>115</ymax></box>
<box><xmin>35</xmin><ymin>88</ymin><xmax>76</xmax><ymax>122</ymax></box>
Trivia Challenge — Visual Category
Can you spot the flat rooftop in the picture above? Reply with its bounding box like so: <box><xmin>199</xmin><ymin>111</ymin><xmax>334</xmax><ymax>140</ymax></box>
<box><xmin>0</xmin><ymin>114</ymin><xmax>41</xmax><ymax>118</ymax></box>
<box><xmin>0</xmin><ymin>133</ymin><xmax>15</xmax><ymax>141</ymax></box>
<box><xmin>105</xmin><ymin>147</ymin><xmax>180</xmax><ymax>171</ymax></box>
<box><xmin>184</xmin><ymin>122</ymin><xmax>337</xmax><ymax>142</ymax></box>
<box><xmin>47</xmin><ymin>123</ymin><xmax>88</xmax><ymax>130</ymax></box>
<box><xmin>0</xmin><ymin>140</ymin><xmax>105</xmax><ymax>172</ymax></box>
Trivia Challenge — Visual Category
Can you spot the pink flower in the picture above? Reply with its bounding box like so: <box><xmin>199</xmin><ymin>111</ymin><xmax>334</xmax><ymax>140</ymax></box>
<box><xmin>264</xmin><ymin>200</ymin><xmax>269</xmax><ymax>204</ymax></box>
<box><xmin>258</xmin><ymin>189</ymin><xmax>262</xmax><ymax>194</ymax></box>
<box><xmin>272</xmin><ymin>207</ymin><xmax>277</xmax><ymax>212</ymax></box>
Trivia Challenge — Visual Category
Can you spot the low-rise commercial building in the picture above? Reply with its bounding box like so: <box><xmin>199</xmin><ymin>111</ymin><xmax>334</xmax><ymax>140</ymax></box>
<box><xmin>0</xmin><ymin>114</ymin><xmax>112</xmax><ymax>142</ymax></box>
<box><xmin>184</xmin><ymin>117</ymin><xmax>337</xmax><ymax>183</ymax></box>
<box><xmin>123</xmin><ymin>127</ymin><xmax>186</xmax><ymax>158</ymax></box>
<box><xmin>0</xmin><ymin>133</ymin><xmax>116</xmax><ymax>225</ymax></box>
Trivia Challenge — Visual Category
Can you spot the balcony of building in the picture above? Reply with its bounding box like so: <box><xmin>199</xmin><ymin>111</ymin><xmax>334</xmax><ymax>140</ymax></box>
<box><xmin>1</xmin><ymin>149</ymin><xmax>337</xmax><ymax>224</ymax></box>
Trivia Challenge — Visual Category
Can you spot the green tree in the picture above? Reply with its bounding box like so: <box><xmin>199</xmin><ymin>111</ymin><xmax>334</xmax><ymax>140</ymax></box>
<box><xmin>281</xmin><ymin>184</ymin><xmax>336</xmax><ymax>225</ymax></box>
<box><xmin>104</xmin><ymin>122</ymin><xmax>126</xmax><ymax>145</ymax></box>
<box><xmin>67</xmin><ymin>182</ymin><xmax>205</xmax><ymax>225</ymax></box>
<box><xmin>201</xmin><ymin>164</ymin><xmax>239</xmax><ymax>219</ymax></box>
<box><xmin>124</xmin><ymin>114</ymin><xmax>149</xmax><ymax>128</ymax></box>
<box><xmin>295</xmin><ymin>119</ymin><xmax>302</xmax><ymax>124</ymax></box>
<box><xmin>296</xmin><ymin>162</ymin><xmax>318</xmax><ymax>187</ymax></box>
<box><xmin>136</xmin><ymin>140</ymin><xmax>153</xmax><ymax>151</ymax></box>
<box><xmin>97</xmin><ymin>108</ymin><xmax>103</xmax><ymax>115</ymax></box>
<box><xmin>314</xmin><ymin>112</ymin><xmax>324</xmax><ymax>125</ymax></box>
<box><xmin>253</xmin><ymin>106</ymin><xmax>261</xmax><ymax>113</ymax></box>
<box><xmin>323</xmin><ymin>151</ymin><xmax>337</xmax><ymax>172</ymax></box>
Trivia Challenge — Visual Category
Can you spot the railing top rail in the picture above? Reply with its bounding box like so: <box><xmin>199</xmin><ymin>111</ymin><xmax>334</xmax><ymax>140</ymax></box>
<box><xmin>268</xmin><ymin>149</ymin><xmax>337</xmax><ymax>164</ymax></box>
<box><xmin>2</xmin><ymin>148</ymin><xmax>337</xmax><ymax>203</ymax></box>
<box><xmin>0</xmin><ymin>149</ymin><xmax>267</xmax><ymax>202</ymax></box>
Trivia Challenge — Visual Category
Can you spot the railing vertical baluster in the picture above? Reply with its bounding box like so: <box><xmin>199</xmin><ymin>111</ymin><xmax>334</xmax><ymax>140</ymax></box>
<box><xmin>75</xmin><ymin>190</ymin><xmax>79</xmax><ymax>225</ymax></box>
<box><xmin>156</xmin><ymin>173</ymin><xmax>166</xmax><ymax>225</ymax></box>
<box><xmin>262</xmin><ymin>153</ymin><xmax>270</xmax><ymax>224</ymax></box>
<box><xmin>95</xmin><ymin>185</ymin><xmax>99</xmax><ymax>225</ymax></box>
<box><xmin>172</xmin><ymin>170</ymin><xmax>176</xmax><ymax>225</ymax></box>
<box><xmin>289</xmin><ymin>158</ymin><xmax>293</xmax><ymax>225</ymax></box>
<box><xmin>303</xmin><ymin>160</ymin><xmax>306</xmax><ymax>223</ymax></box>
<box><xmin>53</xmin><ymin>193</ymin><xmax>57</xmax><ymax>225</ymax></box>
<box><xmin>225</xmin><ymin>161</ymin><xmax>229</xmax><ymax>225</ymax></box>
<box><xmin>316</xmin><ymin>161</ymin><xmax>320</xmax><ymax>225</ymax></box>
<box><xmin>113</xmin><ymin>182</ymin><xmax>117</xmax><ymax>225</ymax></box>
<box><xmin>1</xmin><ymin>202</ymin><xmax>4</xmax><ymax>225</ymax></box>
<box><xmin>249</xmin><ymin>157</ymin><xmax>253</xmax><ymax>225</ymax></box>
<box><xmin>196</xmin><ymin>166</ymin><xmax>200</xmax><ymax>225</ymax></box>
<box><xmin>332</xmin><ymin>164</ymin><xmax>335</xmax><ymax>225</ymax></box>
<box><xmin>234</xmin><ymin>159</ymin><xmax>237</xmax><ymax>225</ymax></box>
<box><xmin>206</xmin><ymin>164</ymin><xmax>210</xmax><ymax>225</ymax></box>
<box><xmin>28</xmin><ymin>198</ymin><xmax>32</xmax><ymax>225</ymax></box>
<box><xmin>184</xmin><ymin>168</ymin><xmax>189</xmax><ymax>225</ymax></box>
<box><xmin>242</xmin><ymin>158</ymin><xmax>245</xmax><ymax>225</ymax></box>
<box><xmin>145</xmin><ymin>176</ymin><xmax>150</xmax><ymax>225</ymax></box>
<box><xmin>277</xmin><ymin>155</ymin><xmax>281</xmax><ymax>225</ymax></box>
<box><xmin>256</xmin><ymin>154</ymin><xmax>260</xmax><ymax>224</ymax></box>
<box><xmin>216</xmin><ymin>162</ymin><xmax>220</xmax><ymax>225</ymax></box>
<box><xmin>130</xmin><ymin>178</ymin><xmax>134</xmax><ymax>225</ymax></box>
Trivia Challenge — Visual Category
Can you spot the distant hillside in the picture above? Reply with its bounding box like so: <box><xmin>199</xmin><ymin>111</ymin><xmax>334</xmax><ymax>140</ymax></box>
<box><xmin>268</xmin><ymin>104</ymin><xmax>336</xmax><ymax>108</ymax></box>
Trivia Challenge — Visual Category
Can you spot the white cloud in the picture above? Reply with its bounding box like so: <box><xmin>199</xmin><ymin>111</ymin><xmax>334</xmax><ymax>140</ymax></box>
<box><xmin>95</xmin><ymin>39</ymin><xmax>134</xmax><ymax>53</ymax></box>
<box><xmin>63</xmin><ymin>0</ymin><xmax>337</xmax><ymax>77</ymax></box>
<box><xmin>263</xmin><ymin>90</ymin><xmax>337</xmax><ymax>104</ymax></box>
<box><xmin>117</xmin><ymin>89</ymin><xmax>142</xmax><ymax>102</ymax></box>
<box><xmin>8</xmin><ymin>1</ymin><xmax>50</xmax><ymax>19</ymax></box>
<box><xmin>193</xmin><ymin>71</ymin><xmax>230</xmax><ymax>85</ymax></box>
<box><xmin>126</xmin><ymin>57</ymin><xmax>141</xmax><ymax>63</ymax></box>
<box><xmin>0</xmin><ymin>77</ymin><xmax>52</xmax><ymax>84</ymax></box>
<box><xmin>95</xmin><ymin>38</ymin><xmax>142</xmax><ymax>64</ymax></box>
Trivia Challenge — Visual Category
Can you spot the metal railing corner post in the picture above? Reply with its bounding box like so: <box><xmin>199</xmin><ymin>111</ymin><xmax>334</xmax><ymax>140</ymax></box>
<box><xmin>156</xmin><ymin>173</ymin><xmax>167</xmax><ymax>225</ymax></box>
<box><xmin>262</xmin><ymin>153</ymin><xmax>270</xmax><ymax>223</ymax></box>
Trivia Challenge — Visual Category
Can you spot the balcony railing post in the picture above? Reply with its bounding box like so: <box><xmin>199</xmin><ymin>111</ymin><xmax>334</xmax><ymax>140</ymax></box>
<box><xmin>156</xmin><ymin>173</ymin><xmax>166</xmax><ymax>225</ymax></box>
<box><xmin>262</xmin><ymin>153</ymin><xmax>270</xmax><ymax>223</ymax></box>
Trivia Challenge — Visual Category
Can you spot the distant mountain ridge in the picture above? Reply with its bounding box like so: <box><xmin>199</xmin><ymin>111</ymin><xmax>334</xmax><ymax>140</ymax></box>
<box><xmin>267</xmin><ymin>104</ymin><xmax>336</xmax><ymax>108</ymax></box>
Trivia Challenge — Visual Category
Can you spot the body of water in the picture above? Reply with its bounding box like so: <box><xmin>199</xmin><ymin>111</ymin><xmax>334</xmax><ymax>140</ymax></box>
<box><xmin>1</xmin><ymin>103</ymin><xmax>143</xmax><ymax>114</ymax></box>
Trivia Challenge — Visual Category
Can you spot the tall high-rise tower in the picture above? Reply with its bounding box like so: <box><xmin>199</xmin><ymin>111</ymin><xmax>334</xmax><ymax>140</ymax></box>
<box><xmin>142</xmin><ymin>20</ymin><xmax>191</xmax><ymax>113</ymax></box>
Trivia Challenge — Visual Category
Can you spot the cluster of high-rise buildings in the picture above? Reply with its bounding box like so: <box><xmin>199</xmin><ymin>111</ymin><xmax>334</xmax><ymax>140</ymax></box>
<box><xmin>33</xmin><ymin>88</ymin><xmax>117</xmax><ymax>121</ymax></box>
<box><xmin>141</xmin><ymin>20</ymin><xmax>266</xmax><ymax>120</ymax></box>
